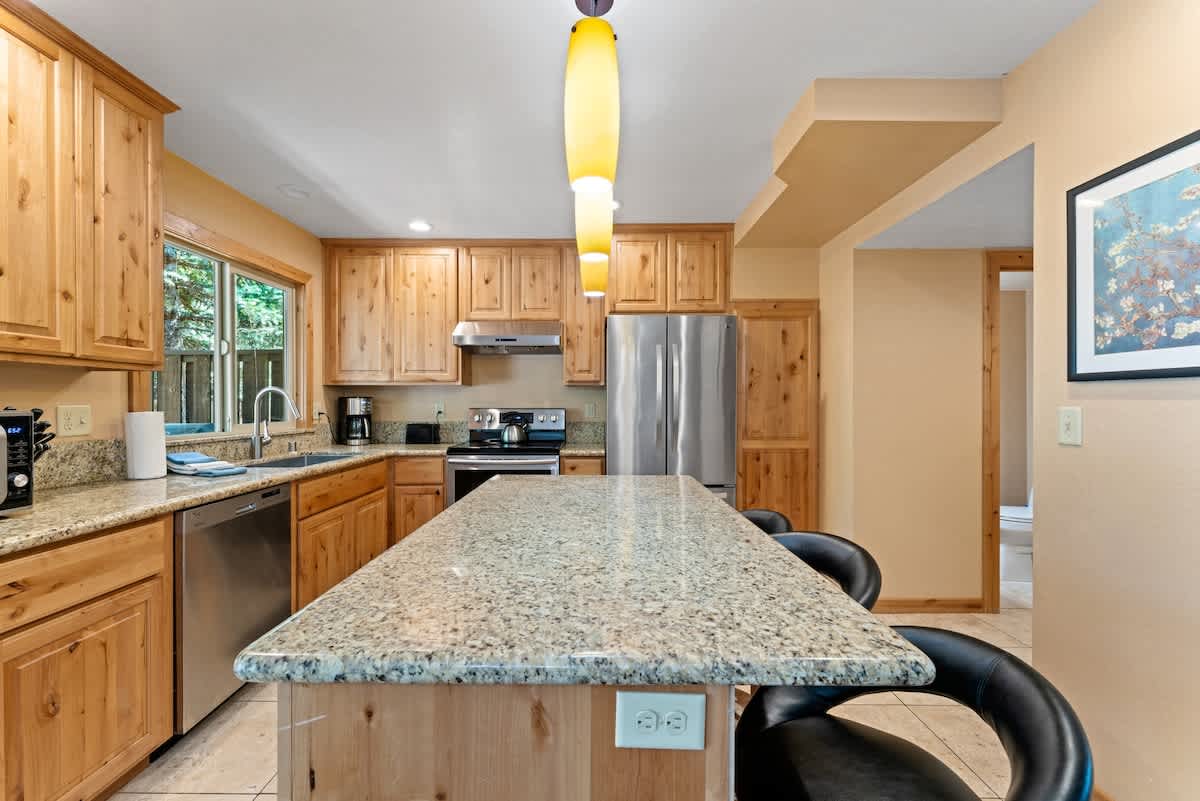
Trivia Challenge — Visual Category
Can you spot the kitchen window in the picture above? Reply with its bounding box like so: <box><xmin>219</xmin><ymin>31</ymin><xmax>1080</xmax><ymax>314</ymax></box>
<box><xmin>153</xmin><ymin>241</ymin><xmax>299</xmax><ymax>435</ymax></box>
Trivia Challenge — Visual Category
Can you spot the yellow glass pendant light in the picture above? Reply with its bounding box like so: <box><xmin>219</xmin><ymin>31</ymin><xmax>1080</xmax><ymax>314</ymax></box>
<box><xmin>579</xmin><ymin>255</ymin><xmax>609</xmax><ymax>298</ymax></box>
<box><xmin>564</xmin><ymin>15</ymin><xmax>619</xmax><ymax>193</ymax></box>
<box><xmin>574</xmin><ymin>186</ymin><xmax>614</xmax><ymax>261</ymax></box>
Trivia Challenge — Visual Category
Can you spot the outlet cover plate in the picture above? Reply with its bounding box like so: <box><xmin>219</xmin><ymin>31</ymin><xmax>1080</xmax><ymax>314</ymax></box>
<box><xmin>614</xmin><ymin>691</ymin><xmax>705</xmax><ymax>750</ymax></box>
<box><xmin>1057</xmin><ymin>406</ymin><xmax>1082</xmax><ymax>446</ymax></box>
<box><xmin>57</xmin><ymin>404</ymin><xmax>92</xmax><ymax>436</ymax></box>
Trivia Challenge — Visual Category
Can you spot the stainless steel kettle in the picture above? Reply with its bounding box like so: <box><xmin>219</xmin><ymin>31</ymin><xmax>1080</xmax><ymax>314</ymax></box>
<box><xmin>500</xmin><ymin>423</ymin><xmax>528</xmax><ymax>444</ymax></box>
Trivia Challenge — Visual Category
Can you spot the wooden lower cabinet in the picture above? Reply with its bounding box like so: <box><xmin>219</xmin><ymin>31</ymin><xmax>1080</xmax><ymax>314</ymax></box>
<box><xmin>392</xmin><ymin>485</ymin><xmax>443</xmax><ymax>544</ymax></box>
<box><xmin>391</xmin><ymin>457</ymin><xmax>446</xmax><ymax>544</ymax></box>
<box><xmin>0</xmin><ymin>517</ymin><xmax>172</xmax><ymax>801</ymax></box>
<box><xmin>561</xmin><ymin>456</ymin><xmax>605</xmax><ymax>476</ymax></box>
<box><xmin>296</xmin><ymin>486</ymin><xmax>389</xmax><ymax>608</ymax></box>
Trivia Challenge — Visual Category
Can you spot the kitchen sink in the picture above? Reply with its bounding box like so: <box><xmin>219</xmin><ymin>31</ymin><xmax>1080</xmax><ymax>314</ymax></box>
<box><xmin>253</xmin><ymin>452</ymin><xmax>358</xmax><ymax>469</ymax></box>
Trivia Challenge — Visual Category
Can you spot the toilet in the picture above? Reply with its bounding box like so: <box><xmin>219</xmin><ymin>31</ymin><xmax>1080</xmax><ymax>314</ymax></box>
<box><xmin>999</xmin><ymin>489</ymin><xmax>1034</xmax><ymax>582</ymax></box>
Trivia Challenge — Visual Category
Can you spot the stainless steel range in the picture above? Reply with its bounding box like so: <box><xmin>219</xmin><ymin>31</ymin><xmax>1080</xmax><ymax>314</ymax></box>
<box><xmin>445</xmin><ymin>408</ymin><xmax>565</xmax><ymax>505</ymax></box>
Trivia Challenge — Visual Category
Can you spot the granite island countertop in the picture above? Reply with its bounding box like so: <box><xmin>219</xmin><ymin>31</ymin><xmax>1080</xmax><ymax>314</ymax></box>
<box><xmin>234</xmin><ymin>475</ymin><xmax>935</xmax><ymax>687</ymax></box>
<box><xmin>0</xmin><ymin>443</ymin><xmax>603</xmax><ymax>558</ymax></box>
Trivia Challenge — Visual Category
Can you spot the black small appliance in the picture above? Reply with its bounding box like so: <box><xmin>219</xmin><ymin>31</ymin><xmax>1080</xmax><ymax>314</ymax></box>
<box><xmin>0</xmin><ymin>409</ymin><xmax>36</xmax><ymax>513</ymax></box>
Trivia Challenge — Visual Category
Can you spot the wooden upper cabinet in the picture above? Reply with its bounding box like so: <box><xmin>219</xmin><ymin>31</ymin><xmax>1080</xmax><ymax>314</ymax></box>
<box><xmin>326</xmin><ymin>248</ymin><xmax>393</xmax><ymax>383</ymax></box>
<box><xmin>562</xmin><ymin>247</ymin><xmax>605</xmax><ymax>385</ymax></box>
<box><xmin>462</xmin><ymin>247</ymin><xmax>512</xmax><ymax>320</ymax></box>
<box><xmin>511</xmin><ymin>246</ymin><xmax>562</xmax><ymax>320</ymax></box>
<box><xmin>609</xmin><ymin>233</ymin><xmax>667</xmax><ymax>313</ymax></box>
<box><xmin>0</xmin><ymin>24</ymin><xmax>76</xmax><ymax>358</ymax></box>
<box><xmin>76</xmin><ymin>66</ymin><xmax>163</xmax><ymax>366</ymax></box>
<box><xmin>668</xmin><ymin>232</ymin><xmax>727</xmax><ymax>312</ymax></box>
<box><xmin>395</xmin><ymin>248</ymin><xmax>460</xmax><ymax>383</ymax></box>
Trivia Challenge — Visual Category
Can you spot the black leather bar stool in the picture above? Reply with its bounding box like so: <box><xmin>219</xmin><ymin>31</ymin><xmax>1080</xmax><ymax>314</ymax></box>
<box><xmin>736</xmin><ymin>627</ymin><xmax>1094</xmax><ymax>801</ymax></box>
<box><xmin>771</xmin><ymin>531</ymin><xmax>882</xmax><ymax>609</ymax></box>
<box><xmin>742</xmin><ymin>508</ymin><xmax>792</xmax><ymax>534</ymax></box>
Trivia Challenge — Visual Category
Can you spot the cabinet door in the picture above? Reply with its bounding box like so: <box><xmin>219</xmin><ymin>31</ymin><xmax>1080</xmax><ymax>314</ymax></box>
<box><xmin>561</xmin><ymin>247</ymin><xmax>605</xmax><ymax>385</ymax></box>
<box><xmin>609</xmin><ymin>234</ymin><xmax>667</xmax><ymax>313</ymax></box>
<box><xmin>462</xmin><ymin>247</ymin><xmax>511</xmax><ymax>320</ymax></box>
<box><xmin>395</xmin><ymin>248</ymin><xmax>460</xmax><ymax>383</ymax></box>
<box><xmin>353</xmin><ymin>488</ymin><xmax>389</xmax><ymax>569</ymax></box>
<box><xmin>0</xmin><ymin>22</ymin><xmax>76</xmax><ymax>357</ymax></box>
<box><xmin>511</xmin><ymin>246</ymin><xmax>562</xmax><ymax>320</ymax></box>
<box><xmin>76</xmin><ymin>65</ymin><xmax>163</xmax><ymax>366</ymax></box>
<box><xmin>0</xmin><ymin>578</ymin><xmax>170</xmax><ymax>801</ymax></box>
<box><xmin>392</xmin><ymin>485</ymin><xmax>442</xmax><ymax>544</ymax></box>
<box><xmin>326</xmin><ymin>247</ymin><xmax>393</xmax><ymax>383</ymax></box>
<box><xmin>667</xmin><ymin>232</ymin><xmax>727</xmax><ymax>312</ymax></box>
<box><xmin>296</xmin><ymin>504</ymin><xmax>355</xmax><ymax>607</ymax></box>
<box><xmin>736</xmin><ymin>302</ymin><xmax>819</xmax><ymax>529</ymax></box>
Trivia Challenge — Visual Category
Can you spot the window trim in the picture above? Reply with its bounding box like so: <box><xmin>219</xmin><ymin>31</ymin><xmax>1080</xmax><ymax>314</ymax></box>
<box><xmin>131</xmin><ymin>212</ymin><xmax>314</xmax><ymax>436</ymax></box>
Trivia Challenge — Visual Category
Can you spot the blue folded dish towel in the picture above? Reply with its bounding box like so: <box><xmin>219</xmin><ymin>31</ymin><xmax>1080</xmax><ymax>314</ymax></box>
<box><xmin>166</xmin><ymin>451</ymin><xmax>248</xmax><ymax>477</ymax></box>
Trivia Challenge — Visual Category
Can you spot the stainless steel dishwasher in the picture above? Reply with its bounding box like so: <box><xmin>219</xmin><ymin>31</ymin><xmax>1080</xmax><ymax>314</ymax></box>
<box><xmin>175</xmin><ymin>484</ymin><xmax>291</xmax><ymax>733</ymax></box>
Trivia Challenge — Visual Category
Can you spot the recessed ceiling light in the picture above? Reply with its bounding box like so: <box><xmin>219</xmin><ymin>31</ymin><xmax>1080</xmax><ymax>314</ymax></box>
<box><xmin>277</xmin><ymin>184</ymin><xmax>310</xmax><ymax>200</ymax></box>
<box><xmin>409</xmin><ymin>219</ymin><xmax>433</xmax><ymax>233</ymax></box>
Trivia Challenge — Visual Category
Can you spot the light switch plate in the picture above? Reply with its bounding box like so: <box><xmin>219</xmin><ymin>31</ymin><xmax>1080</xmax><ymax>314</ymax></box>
<box><xmin>1057</xmin><ymin>406</ymin><xmax>1082</xmax><ymax>446</ymax></box>
<box><xmin>57</xmin><ymin>404</ymin><xmax>92</xmax><ymax>436</ymax></box>
<box><xmin>614</xmin><ymin>691</ymin><xmax>705</xmax><ymax>750</ymax></box>
<box><xmin>585</xmin><ymin>401</ymin><xmax>597</xmax><ymax>419</ymax></box>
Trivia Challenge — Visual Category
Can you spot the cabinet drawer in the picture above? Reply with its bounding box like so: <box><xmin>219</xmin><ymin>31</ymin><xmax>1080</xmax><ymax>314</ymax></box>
<box><xmin>297</xmin><ymin>460</ymin><xmax>389</xmax><ymax>518</ymax></box>
<box><xmin>393</xmin><ymin>457</ymin><xmax>445</xmax><ymax>486</ymax></box>
<box><xmin>561</xmin><ymin>457</ymin><xmax>605</xmax><ymax>476</ymax></box>
<box><xmin>0</xmin><ymin>516</ymin><xmax>170</xmax><ymax>636</ymax></box>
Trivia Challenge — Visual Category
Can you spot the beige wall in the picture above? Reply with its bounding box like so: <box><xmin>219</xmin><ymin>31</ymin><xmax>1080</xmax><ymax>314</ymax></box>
<box><xmin>350</xmin><ymin>356</ymin><xmax>606</xmax><ymax>422</ymax></box>
<box><xmin>731</xmin><ymin>247</ymin><xmax>819</xmax><ymax>299</ymax></box>
<box><xmin>814</xmin><ymin>1</ymin><xmax>1200</xmax><ymax>795</ymax></box>
<box><xmin>0</xmin><ymin>153</ymin><xmax>324</xmax><ymax>441</ymax></box>
<box><xmin>999</xmin><ymin>290</ymin><xmax>1030</xmax><ymax>506</ymax></box>
<box><xmin>852</xmin><ymin>250</ymin><xmax>983</xmax><ymax>599</ymax></box>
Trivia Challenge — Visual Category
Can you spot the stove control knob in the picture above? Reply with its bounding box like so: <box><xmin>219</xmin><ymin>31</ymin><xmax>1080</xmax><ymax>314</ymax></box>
<box><xmin>10</xmin><ymin>473</ymin><xmax>29</xmax><ymax>489</ymax></box>
<box><xmin>538</xmin><ymin>415</ymin><xmax>546</xmax><ymax>422</ymax></box>
<box><xmin>550</xmin><ymin>415</ymin><xmax>558</xmax><ymax>423</ymax></box>
<box><xmin>472</xmin><ymin>414</ymin><xmax>481</xmax><ymax>423</ymax></box>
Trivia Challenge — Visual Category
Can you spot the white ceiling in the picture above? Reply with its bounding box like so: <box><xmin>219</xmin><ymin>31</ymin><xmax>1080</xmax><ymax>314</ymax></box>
<box><xmin>36</xmin><ymin>2</ymin><xmax>1089</xmax><ymax>238</ymax></box>
<box><xmin>859</xmin><ymin>145</ymin><xmax>1034</xmax><ymax>249</ymax></box>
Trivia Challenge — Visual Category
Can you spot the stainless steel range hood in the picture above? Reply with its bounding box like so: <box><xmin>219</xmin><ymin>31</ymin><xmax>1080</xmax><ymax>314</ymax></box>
<box><xmin>451</xmin><ymin>321</ymin><xmax>562</xmax><ymax>354</ymax></box>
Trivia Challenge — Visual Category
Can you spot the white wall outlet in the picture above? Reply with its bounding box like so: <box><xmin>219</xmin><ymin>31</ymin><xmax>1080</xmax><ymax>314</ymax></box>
<box><xmin>585</xmin><ymin>401</ymin><xmax>598</xmax><ymax>419</ymax></box>
<box><xmin>1057</xmin><ymin>406</ymin><xmax>1083</xmax><ymax>446</ymax></box>
<box><xmin>433</xmin><ymin>400</ymin><xmax>445</xmax><ymax>416</ymax></box>
<box><xmin>615</xmin><ymin>691</ymin><xmax>706</xmax><ymax>750</ymax></box>
<box><xmin>57</xmin><ymin>404</ymin><xmax>92</xmax><ymax>436</ymax></box>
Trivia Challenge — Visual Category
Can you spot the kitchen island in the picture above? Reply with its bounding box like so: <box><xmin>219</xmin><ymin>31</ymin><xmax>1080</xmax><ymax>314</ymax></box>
<box><xmin>235</xmin><ymin>475</ymin><xmax>933</xmax><ymax>801</ymax></box>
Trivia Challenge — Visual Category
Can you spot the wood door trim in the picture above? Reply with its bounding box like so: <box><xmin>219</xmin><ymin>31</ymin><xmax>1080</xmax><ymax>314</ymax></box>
<box><xmin>0</xmin><ymin>0</ymin><xmax>178</xmax><ymax>112</ymax></box>
<box><xmin>982</xmin><ymin>248</ymin><xmax>1033</xmax><ymax>613</ymax></box>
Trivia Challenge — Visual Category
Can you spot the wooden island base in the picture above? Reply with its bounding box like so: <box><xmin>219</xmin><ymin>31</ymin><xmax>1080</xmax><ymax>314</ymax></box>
<box><xmin>278</xmin><ymin>683</ymin><xmax>733</xmax><ymax>801</ymax></box>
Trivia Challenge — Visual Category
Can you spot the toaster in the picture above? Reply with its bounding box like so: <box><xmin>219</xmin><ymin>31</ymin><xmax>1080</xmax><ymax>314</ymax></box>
<box><xmin>0</xmin><ymin>410</ymin><xmax>34</xmax><ymax>513</ymax></box>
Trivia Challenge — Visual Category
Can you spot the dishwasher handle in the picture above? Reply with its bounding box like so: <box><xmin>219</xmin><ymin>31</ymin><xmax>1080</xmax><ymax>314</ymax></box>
<box><xmin>233</xmin><ymin>502</ymin><xmax>258</xmax><ymax>516</ymax></box>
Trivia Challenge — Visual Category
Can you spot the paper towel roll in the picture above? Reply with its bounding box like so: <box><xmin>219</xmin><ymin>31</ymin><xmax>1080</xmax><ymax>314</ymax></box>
<box><xmin>126</xmin><ymin>412</ymin><xmax>167</xmax><ymax>480</ymax></box>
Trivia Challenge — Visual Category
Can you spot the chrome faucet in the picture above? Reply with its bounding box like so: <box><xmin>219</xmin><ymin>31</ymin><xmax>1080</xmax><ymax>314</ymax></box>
<box><xmin>251</xmin><ymin>386</ymin><xmax>301</xmax><ymax>459</ymax></box>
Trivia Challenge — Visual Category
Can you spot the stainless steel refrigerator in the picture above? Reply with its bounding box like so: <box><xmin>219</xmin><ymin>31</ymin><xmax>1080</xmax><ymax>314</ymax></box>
<box><xmin>606</xmin><ymin>315</ymin><xmax>737</xmax><ymax>503</ymax></box>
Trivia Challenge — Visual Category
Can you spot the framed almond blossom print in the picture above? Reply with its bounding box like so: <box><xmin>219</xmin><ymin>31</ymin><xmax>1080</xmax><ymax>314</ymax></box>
<box><xmin>1068</xmin><ymin>129</ymin><xmax>1200</xmax><ymax>380</ymax></box>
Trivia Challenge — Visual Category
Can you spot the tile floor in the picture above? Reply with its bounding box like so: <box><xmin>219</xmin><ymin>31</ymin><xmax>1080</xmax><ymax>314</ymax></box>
<box><xmin>115</xmin><ymin>582</ymin><xmax>1034</xmax><ymax>801</ymax></box>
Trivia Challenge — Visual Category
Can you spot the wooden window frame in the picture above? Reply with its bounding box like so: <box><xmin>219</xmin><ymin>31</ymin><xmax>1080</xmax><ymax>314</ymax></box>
<box><xmin>129</xmin><ymin>212</ymin><xmax>315</xmax><ymax>430</ymax></box>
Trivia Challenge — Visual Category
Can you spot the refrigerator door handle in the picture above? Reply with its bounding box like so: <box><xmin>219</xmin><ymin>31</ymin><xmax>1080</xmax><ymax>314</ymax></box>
<box><xmin>671</xmin><ymin>341</ymin><xmax>681</xmax><ymax>450</ymax></box>
<box><xmin>655</xmin><ymin>343</ymin><xmax>665</xmax><ymax>447</ymax></box>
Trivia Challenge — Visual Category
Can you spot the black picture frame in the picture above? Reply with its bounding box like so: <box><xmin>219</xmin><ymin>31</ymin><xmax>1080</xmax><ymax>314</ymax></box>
<box><xmin>1067</xmin><ymin>127</ymin><xmax>1200</xmax><ymax>381</ymax></box>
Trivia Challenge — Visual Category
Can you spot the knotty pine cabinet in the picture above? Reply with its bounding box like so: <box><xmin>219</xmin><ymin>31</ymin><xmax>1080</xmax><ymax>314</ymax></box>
<box><xmin>295</xmin><ymin>461</ymin><xmax>391</xmax><ymax>608</ymax></box>
<box><xmin>735</xmin><ymin>301</ymin><xmax>819</xmax><ymax>529</ymax></box>
<box><xmin>560</xmin><ymin>456</ymin><xmax>605</xmax><ymax>475</ymax></box>
<box><xmin>325</xmin><ymin>247</ymin><xmax>460</xmax><ymax>384</ymax></box>
<box><xmin>461</xmin><ymin>245</ymin><xmax>562</xmax><ymax>321</ymax></box>
<box><xmin>0</xmin><ymin>6</ymin><xmax>174</xmax><ymax>369</ymax></box>
<box><xmin>561</xmin><ymin>246</ymin><xmax>606</xmax><ymax>385</ymax></box>
<box><xmin>607</xmin><ymin>229</ymin><xmax>730</xmax><ymax>314</ymax></box>
<box><xmin>392</xmin><ymin>456</ymin><xmax>445</xmax><ymax>544</ymax></box>
<box><xmin>0</xmin><ymin>515</ymin><xmax>173</xmax><ymax>801</ymax></box>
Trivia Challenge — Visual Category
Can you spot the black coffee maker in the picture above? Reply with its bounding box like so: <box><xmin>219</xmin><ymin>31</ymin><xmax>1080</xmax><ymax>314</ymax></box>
<box><xmin>336</xmin><ymin>396</ymin><xmax>373</xmax><ymax>445</ymax></box>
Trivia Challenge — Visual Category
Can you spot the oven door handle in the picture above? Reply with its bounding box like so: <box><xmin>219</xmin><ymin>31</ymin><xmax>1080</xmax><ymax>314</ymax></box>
<box><xmin>446</xmin><ymin>457</ymin><xmax>560</xmax><ymax>468</ymax></box>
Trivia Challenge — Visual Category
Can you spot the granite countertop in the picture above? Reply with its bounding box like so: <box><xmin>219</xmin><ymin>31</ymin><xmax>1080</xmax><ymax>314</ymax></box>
<box><xmin>235</xmin><ymin>475</ymin><xmax>934</xmax><ymax>688</ymax></box>
<box><xmin>0</xmin><ymin>442</ymin><xmax>604</xmax><ymax>558</ymax></box>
